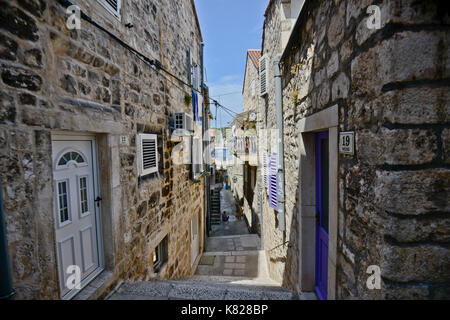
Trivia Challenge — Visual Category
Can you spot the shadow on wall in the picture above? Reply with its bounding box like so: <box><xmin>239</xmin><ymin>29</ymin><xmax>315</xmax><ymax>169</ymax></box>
<box><xmin>265</xmin><ymin>0</ymin><xmax>330</xmax><ymax>295</ymax></box>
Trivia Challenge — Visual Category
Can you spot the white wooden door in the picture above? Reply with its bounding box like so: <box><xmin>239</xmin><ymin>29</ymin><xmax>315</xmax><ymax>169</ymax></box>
<box><xmin>191</xmin><ymin>213</ymin><xmax>199</xmax><ymax>266</ymax></box>
<box><xmin>52</xmin><ymin>135</ymin><xmax>103</xmax><ymax>299</ymax></box>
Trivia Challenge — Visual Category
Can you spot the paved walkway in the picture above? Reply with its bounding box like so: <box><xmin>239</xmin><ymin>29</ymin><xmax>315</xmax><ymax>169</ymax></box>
<box><xmin>200</xmin><ymin>186</ymin><xmax>267</xmax><ymax>280</ymax></box>
<box><xmin>107</xmin><ymin>185</ymin><xmax>302</xmax><ymax>300</ymax></box>
<box><xmin>108</xmin><ymin>279</ymin><xmax>297</xmax><ymax>300</ymax></box>
<box><xmin>209</xmin><ymin>188</ymin><xmax>249</xmax><ymax>237</ymax></box>
<box><xmin>198</xmin><ymin>234</ymin><xmax>264</xmax><ymax>279</ymax></box>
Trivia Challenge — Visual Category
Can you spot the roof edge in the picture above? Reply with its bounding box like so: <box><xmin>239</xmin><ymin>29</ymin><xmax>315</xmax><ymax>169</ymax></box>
<box><xmin>190</xmin><ymin>0</ymin><xmax>203</xmax><ymax>42</ymax></box>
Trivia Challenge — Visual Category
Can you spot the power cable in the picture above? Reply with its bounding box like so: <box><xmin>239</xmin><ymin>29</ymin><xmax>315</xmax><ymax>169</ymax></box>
<box><xmin>59</xmin><ymin>0</ymin><xmax>241</xmax><ymax>116</ymax></box>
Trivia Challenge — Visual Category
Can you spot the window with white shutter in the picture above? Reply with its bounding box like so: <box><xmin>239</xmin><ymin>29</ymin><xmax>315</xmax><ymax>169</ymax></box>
<box><xmin>192</xmin><ymin>64</ymin><xmax>200</xmax><ymax>91</ymax></box>
<box><xmin>259</xmin><ymin>55</ymin><xmax>269</xmax><ymax>96</ymax></box>
<box><xmin>137</xmin><ymin>134</ymin><xmax>158</xmax><ymax>176</ymax></box>
<box><xmin>268</xmin><ymin>154</ymin><xmax>278</xmax><ymax>211</ymax></box>
<box><xmin>98</xmin><ymin>0</ymin><xmax>121</xmax><ymax>18</ymax></box>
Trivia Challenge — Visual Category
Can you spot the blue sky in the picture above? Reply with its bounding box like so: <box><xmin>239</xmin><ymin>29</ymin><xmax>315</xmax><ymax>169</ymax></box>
<box><xmin>195</xmin><ymin>0</ymin><xmax>269</xmax><ymax>128</ymax></box>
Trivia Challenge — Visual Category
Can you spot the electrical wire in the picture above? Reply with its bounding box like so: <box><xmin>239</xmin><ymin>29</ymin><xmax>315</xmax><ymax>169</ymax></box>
<box><xmin>211</xmin><ymin>91</ymin><xmax>242</xmax><ymax>98</ymax></box>
<box><xmin>58</xmin><ymin>0</ymin><xmax>243</xmax><ymax>119</ymax></box>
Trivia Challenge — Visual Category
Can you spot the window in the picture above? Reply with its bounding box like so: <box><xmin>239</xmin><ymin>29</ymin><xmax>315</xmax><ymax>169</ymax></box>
<box><xmin>137</xmin><ymin>134</ymin><xmax>158</xmax><ymax>176</ymax></box>
<box><xmin>79</xmin><ymin>176</ymin><xmax>89</xmax><ymax>214</ymax></box>
<box><xmin>57</xmin><ymin>151</ymin><xmax>86</xmax><ymax>167</ymax></box>
<box><xmin>98</xmin><ymin>0</ymin><xmax>121</xmax><ymax>19</ymax></box>
<box><xmin>192</xmin><ymin>64</ymin><xmax>200</xmax><ymax>91</ymax></box>
<box><xmin>259</xmin><ymin>55</ymin><xmax>269</xmax><ymax>96</ymax></box>
<box><xmin>153</xmin><ymin>236</ymin><xmax>168</xmax><ymax>273</ymax></box>
<box><xmin>57</xmin><ymin>180</ymin><xmax>70</xmax><ymax>224</ymax></box>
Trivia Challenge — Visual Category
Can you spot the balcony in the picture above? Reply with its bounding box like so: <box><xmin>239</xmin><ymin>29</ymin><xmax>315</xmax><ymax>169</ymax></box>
<box><xmin>231</xmin><ymin>136</ymin><xmax>258</xmax><ymax>165</ymax></box>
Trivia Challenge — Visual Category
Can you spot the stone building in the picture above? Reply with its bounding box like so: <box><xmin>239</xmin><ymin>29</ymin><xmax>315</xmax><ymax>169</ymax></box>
<box><xmin>0</xmin><ymin>0</ymin><xmax>207</xmax><ymax>299</ymax></box>
<box><xmin>256</xmin><ymin>0</ymin><xmax>449</xmax><ymax>299</ymax></box>
<box><xmin>229</xmin><ymin>49</ymin><xmax>261</xmax><ymax>233</ymax></box>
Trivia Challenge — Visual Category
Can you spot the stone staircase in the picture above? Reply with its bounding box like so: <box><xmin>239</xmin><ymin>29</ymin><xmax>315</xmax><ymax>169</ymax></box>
<box><xmin>210</xmin><ymin>188</ymin><xmax>221</xmax><ymax>225</ymax></box>
<box><xmin>108</xmin><ymin>279</ymin><xmax>298</xmax><ymax>300</ymax></box>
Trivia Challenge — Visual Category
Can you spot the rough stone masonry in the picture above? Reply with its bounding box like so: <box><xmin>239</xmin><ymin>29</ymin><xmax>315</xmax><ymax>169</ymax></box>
<box><xmin>259</xmin><ymin>0</ymin><xmax>449</xmax><ymax>299</ymax></box>
<box><xmin>0</xmin><ymin>0</ymin><xmax>205</xmax><ymax>299</ymax></box>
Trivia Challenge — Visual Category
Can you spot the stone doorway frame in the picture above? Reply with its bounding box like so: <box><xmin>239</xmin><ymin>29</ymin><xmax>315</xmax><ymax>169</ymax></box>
<box><xmin>50</xmin><ymin>131</ymin><xmax>120</xmax><ymax>299</ymax></box>
<box><xmin>297</xmin><ymin>105</ymin><xmax>338</xmax><ymax>300</ymax></box>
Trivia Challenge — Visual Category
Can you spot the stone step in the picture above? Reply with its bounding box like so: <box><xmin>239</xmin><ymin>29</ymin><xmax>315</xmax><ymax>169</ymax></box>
<box><xmin>110</xmin><ymin>280</ymin><xmax>298</xmax><ymax>300</ymax></box>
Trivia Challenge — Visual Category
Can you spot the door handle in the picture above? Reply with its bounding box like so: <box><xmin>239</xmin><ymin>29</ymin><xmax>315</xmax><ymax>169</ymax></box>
<box><xmin>95</xmin><ymin>196</ymin><xmax>102</xmax><ymax>207</ymax></box>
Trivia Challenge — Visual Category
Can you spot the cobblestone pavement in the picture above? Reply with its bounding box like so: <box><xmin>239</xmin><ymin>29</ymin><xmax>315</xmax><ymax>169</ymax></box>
<box><xmin>108</xmin><ymin>279</ymin><xmax>298</xmax><ymax>300</ymax></box>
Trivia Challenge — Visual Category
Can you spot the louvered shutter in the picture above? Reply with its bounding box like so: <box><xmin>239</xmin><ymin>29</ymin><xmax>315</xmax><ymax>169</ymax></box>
<box><xmin>99</xmin><ymin>0</ymin><xmax>121</xmax><ymax>17</ymax></box>
<box><xmin>138</xmin><ymin>134</ymin><xmax>158</xmax><ymax>176</ymax></box>
<box><xmin>259</xmin><ymin>55</ymin><xmax>269</xmax><ymax>96</ymax></box>
<box><xmin>268</xmin><ymin>154</ymin><xmax>278</xmax><ymax>211</ymax></box>
<box><xmin>261</xmin><ymin>150</ymin><xmax>268</xmax><ymax>188</ymax></box>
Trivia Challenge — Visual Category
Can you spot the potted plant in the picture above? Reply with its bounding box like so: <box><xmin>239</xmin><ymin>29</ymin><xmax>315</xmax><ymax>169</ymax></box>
<box><xmin>184</xmin><ymin>94</ymin><xmax>192</xmax><ymax>106</ymax></box>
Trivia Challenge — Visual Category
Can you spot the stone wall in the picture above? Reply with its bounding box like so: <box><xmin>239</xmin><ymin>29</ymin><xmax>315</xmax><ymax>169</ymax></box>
<box><xmin>262</xmin><ymin>0</ymin><xmax>450</xmax><ymax>299</ymax></box>
<box><xmin>0</xmin><ymin>0</ymin><xmax>205</xmax><ymax>299</ymax></box>
<box><xmin>259</xmin><ymin>0</ymin><xmax>296</xmax><ymax>287</ymax></box>
<box><xmin>241</xmin><ymin>53</ymin><xmax>261</xmax><ymax>234</ymax></box>
<box><xmin>230</xmin><ymin>161</ymin><xmax>244</xmax><ymax>205</ymax></box>
<box><xmin>243</xmin><ymin>54</ymin><xmax>259</xmax><ymax>113</ymax></box>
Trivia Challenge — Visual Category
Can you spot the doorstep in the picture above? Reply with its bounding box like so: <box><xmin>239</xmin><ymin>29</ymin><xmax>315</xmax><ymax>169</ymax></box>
<box><xmin>72</xmin><ymin>270</ymin><xmax>116</xmax><ymax>300</ymax></box>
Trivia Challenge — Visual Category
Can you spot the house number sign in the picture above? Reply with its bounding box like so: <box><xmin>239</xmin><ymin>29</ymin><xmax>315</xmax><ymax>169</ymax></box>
<box><xmin>339</xmin><ymin>131</ymin><xmax>354</xmax><ymax>155</ymax></box>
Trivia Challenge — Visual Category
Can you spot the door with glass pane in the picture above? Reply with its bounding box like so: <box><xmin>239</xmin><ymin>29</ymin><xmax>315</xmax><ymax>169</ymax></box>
<box><xmin>52</xmin><ymin>136</ymin><xmax>103</xmax><ymax>299</ymax></box>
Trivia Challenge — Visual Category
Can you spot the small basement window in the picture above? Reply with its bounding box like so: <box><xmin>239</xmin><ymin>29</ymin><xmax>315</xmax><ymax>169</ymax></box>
<box><xmin>137</xmin><ymin>133</ymin><xmax>158</xmax><ymax>176</ymax></box>
<box><xmin>153</xmin><ymin>236</ymin><xmax>168</xmax><ymax>273</ymax></box>
<box><xmin>98</xmin><ymin>0</ymin><xmax>121</xmax><ymax>19</ymax></box>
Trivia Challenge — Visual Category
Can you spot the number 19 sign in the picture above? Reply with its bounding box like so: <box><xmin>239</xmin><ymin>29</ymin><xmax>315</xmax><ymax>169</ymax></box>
<box><xmin>339</xmin><ymin>131</ymin><xmax>354</xmax><ymax>155</ymax></box>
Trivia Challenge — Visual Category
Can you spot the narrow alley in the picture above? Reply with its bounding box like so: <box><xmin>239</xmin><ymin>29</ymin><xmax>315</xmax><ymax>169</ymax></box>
<box><xmin>108</xmin><ymin>187</ymin><xmax>298</xmax><ymax>300</ymax></box>
<box><xmin>0</xmin><ymin>0</ymin><xmax>448</xmax><ymax>306</ymax></box>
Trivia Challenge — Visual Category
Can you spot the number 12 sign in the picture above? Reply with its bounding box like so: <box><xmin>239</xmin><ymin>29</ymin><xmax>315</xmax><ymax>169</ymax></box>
<box><xmin>339</xmin><ymin>131</ymin><xmax>354</xmax><ymax>155</ymax></box>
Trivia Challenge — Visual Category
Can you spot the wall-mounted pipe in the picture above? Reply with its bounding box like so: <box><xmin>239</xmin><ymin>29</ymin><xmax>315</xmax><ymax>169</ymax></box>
<box><xmin>0</xmin><ymin>177</ymin><xmax>14</xmax><ymax>299</ymax></box>
<box><xmin>273</xmin><ymin>54</ymin><xmax>286</xmax><ymax>231</ymax></box>
<box><xmin>201</xmin><ymin>42</ymin><xmax>211</xmax><ymax>237</ymax></box>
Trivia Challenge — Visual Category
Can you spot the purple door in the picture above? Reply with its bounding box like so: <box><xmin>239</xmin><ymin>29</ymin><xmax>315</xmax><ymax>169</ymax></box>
<box><xmin>315</xmin><ymin>131</ymin><xmax>329</xmax><ymax>300</ymax></box>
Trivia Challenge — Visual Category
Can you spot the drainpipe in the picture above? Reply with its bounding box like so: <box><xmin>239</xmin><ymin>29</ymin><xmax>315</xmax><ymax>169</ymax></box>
<box><xmin>0</xmin><ymin>177</ymin><xmax>14</xmax><ymax>299</ymax></box>
<box><xmin>274</xmin><ymin>54</ymin><xmax>286</xmax><ymax>232</ymax></box>
<box><xmin>200</xmin><ymin>43</ymin><xmax>210</xmax><ymax>237</ymax></box>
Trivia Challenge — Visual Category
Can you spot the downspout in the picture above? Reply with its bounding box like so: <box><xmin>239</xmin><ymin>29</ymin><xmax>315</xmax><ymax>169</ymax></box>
<box><xmin>0</xmin><ymin>177</ymin><xmax>14</xmax><ymax>299</ymax></box>
<box><xmin>274</xmin><ymin>55</ymin><xmax>286</xmax><ymax>232</ymax></box>
<box><xmin>201</xmin><ymin>43</ymin><xmax>210</xmax><ymax>237</ymax></box>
